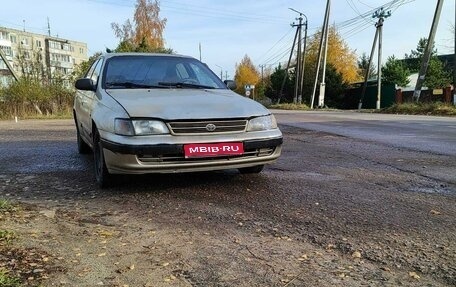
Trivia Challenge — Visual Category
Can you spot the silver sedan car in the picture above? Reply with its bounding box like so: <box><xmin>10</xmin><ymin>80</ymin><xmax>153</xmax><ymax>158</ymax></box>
<box><xmin>74</xmin><ymin>53</ymin><xmax>282</xmax><ymax>187</ymax></box>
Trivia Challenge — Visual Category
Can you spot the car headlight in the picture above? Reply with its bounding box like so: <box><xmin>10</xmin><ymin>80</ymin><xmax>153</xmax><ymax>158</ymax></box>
<box><xmin>246</xmin><ymin>115</ymin><xmax>277</xmax><ymax>131</ymax></box>
<box><xmin>115</xmin><ymin>119</ymin><xmax>169</xmax><ymax>135</ymax></box>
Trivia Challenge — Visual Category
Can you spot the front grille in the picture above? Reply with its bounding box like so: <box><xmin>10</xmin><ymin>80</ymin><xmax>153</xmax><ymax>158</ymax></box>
<box><xmin>167</xmin><ymin>120</ymin><xmax>247</xmax><ymax>135</ymax></box>
<box><xmin>138</xmin><ymin>147</ymin><xmax>275</xmax><ymax>163</ymax></box>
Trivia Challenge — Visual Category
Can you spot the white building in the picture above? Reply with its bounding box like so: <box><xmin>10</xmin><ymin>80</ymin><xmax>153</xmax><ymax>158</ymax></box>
<box><xmin>0</xmin><ymin>26</ymin><xmax>88</xmax><ymax>86</ymax></box>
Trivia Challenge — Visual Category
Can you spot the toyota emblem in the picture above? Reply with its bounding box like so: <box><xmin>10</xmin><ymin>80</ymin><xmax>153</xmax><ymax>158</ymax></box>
<box><xmin>206</xmin><ymin>123</ymin><xmax>217</xmax><ymax>132</ymax></box>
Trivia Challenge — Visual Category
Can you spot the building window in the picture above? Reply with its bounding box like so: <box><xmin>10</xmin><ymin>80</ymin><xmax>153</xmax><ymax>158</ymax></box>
<box><xmin>0</xmin><ymin>46</ymin><xmax>12</xmax><ymax>56</ymax></box>
<box><xmin>21</xmin><ymin>38</ymin><xmax>29</xmax><ymax>46</ymax></box>
<box><xmin>49</xmin><ymin>41</ymin><xmax>60</xmax><ymax>49</ymax></box>
<box><xmin>10</xmin><ymin>35</ymin><xmax>17</xmax><ymax>43</ymax></box>
<box><xmin>79</xmin><ymin>47</ymin><xmax>84</xmax><ymax>54</ymax></box>
<box><xmin>36</xmin><ymin>40</ymin><xmax>42</xmax><ymax>48</ymax></box>
<box><xmin>50</xmin><ymin>53</ymin><xmax>71</xmax><ymax>63</ymax></box>
<box><xmin>0</xmin><ymin>31</ymin><xmax>7</xmax><ymax>40</ymax></box>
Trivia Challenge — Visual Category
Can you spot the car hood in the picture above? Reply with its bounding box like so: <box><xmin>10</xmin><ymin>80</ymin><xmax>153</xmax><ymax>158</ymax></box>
<box><xmin>105</xmin><ymin>88</ymin><xmax>270</xmax><ymax>120</ymax></box>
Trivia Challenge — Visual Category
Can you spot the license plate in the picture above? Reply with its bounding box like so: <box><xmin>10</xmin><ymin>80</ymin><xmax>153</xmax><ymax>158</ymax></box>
<box><xmin>184</xmin><ymin>142</ymin><xmax>244</xmax><ymax>158</ymax></box>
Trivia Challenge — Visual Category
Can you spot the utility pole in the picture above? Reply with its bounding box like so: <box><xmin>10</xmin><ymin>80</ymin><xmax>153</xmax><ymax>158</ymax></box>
<box><xmin>225</xmin><ymin>71</ymin><xmax>229</xmax><ymax>81</ymax></box>
<box><xmin>318</xmin><ymin>0</ymin><xmax>331</xmax><ymax>108</ymax></box>
<box><xmin>293</xmin><ymin>15</ymin><xmax>303</xmax><ymax>104</ymax></box>
<box><xmin>298</xmin><ymin>14</ymin><xmax>308</xmax><ymax>105</ymax></box>
<box><xmin>199</xmin><ymin>43</ymin><xmax>202</xmax><ymax>61</ymax></box>
<box><xmin>373</xmin><ymin>8</ymin><xmax>390</xmax><ymax>109</ymax></box>
<box><xmin>310</xmin><ymin>0</ymin><xmax>330</xmax><ymax>109</ymax></box>
<box><xmin>376</xmin><ymin>17</ymin><xmax>383</xmax><ymax>110</ymax></box>
<box><xmin>215</xmin><ymin>64</ymin><xmax>223</xmax><ymax>80</ymax></box>
<box><xmin>288</xmin><ymin>8</ymin><xmax>307</xmax><ymax>104</ymax></box>
<box><xmin>413</xmin><ymin>0</ymin><xmax>444</xmax><ymax>102</ymax></box>
<box><xmin>259</xmin><ymin>64</ymin><xmax>265</xmax><ymax>96</ymax></box>
<box><xmin>358</xmin><ymin>21</ymin><xmax>380</xmax><ymax>110</ymax></box>
<box><xmin>259</xmin><ymin>64</ymin><xmax>265</xmax><ymax>84</ymax></box>
<box><xmin>277</xmin><ymin>24</ymin><xmax>300</xmax><ymax>104</ymax></box>
<box><xmin>358</xmin><ymin>8</ymin><xmax>391</xmax><ymax>110</ymax></box>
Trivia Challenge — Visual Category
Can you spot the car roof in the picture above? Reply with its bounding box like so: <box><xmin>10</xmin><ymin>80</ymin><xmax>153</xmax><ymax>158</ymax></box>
<box><xmin>102</xmin><ymin>52</ymin><xmax>194</xmax><ymax>60</ymax></box>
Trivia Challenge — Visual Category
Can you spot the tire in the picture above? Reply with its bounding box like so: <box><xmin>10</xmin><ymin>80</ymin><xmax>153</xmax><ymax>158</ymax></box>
<box><xmin>93</xmin><ymin>129</ymin><xmax>112</xmax><ymax>188</ymax></box>
<box><xmin>238</xmin><ymin>165</ymin><xmax>264</xmax><ymax>174</ymax></box>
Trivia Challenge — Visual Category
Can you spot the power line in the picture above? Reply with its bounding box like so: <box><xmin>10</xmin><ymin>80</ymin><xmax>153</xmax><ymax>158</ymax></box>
<box><xmin>255</xmin><ymin>27</ymin><xmax>294</xmax><ymax>63</ymax></box>
<box><xmin>345</xmin><ymin>0</ymin><xmax>375</xmax><ymax>24</ymax></box>
<box><xmin>84</xmin><ymin>0</ymin><xmax>289</xmax><ymax>25</ymax></box>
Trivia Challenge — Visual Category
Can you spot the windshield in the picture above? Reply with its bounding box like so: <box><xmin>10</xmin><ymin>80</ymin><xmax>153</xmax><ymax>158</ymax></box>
<box><xmin>103</xmin><ymin>55</ymin><xmax>226</xmax><ymax>89</ymax></box>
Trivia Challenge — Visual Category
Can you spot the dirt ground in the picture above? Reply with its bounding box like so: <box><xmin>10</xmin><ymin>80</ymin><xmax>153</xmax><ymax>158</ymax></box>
<box><xmin>0</xmin><ymin>120</ymin><xmax>455</xmax><ymax>286</ymax></box>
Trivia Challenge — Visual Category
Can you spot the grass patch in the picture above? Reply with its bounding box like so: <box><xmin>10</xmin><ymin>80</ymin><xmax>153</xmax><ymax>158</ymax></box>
<box><xmin>1</xmin><ymin>111</ymin><xmax>73</xmax><ymax>121</ymax></box>
<box><xmin>269</xmin><ymin>103</ymin><xmax>310</xmax><ymax>110</ymax></box>
<box><xmin>382</xmin><ymin>102</ymin><xmax>456</xmax><ymax>116</ymax></box>
<box><xmin>0</xmin><ymin>230</ymin><xmax>16</xmax><ymax>244</ymax></box>
<box><xmin>0</xmin><ymin>269</ymin><xmax>21</xmax><ymax>287</ymax></box>
<box><xmin>0</xmin><ymin>200</ymin><xmax>15</xmax><ymax>213</ymax></box>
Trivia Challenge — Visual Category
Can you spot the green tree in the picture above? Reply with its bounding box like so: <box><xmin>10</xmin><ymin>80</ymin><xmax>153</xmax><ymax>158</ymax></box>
<box><xmin>423</xmin><ymin>58</ymin><xmax>451</xmax><ymax>88</ymax></box>
<box><xmin>357</xmin><ymin>52</ymin><xmax>377</xmax><ymax>80</ymax></box>
<box><xmin>404</xmin><ymin>38</ymin><xmax>450</xmax><ymax>88</ymax></box>
<box><xmin>404</xmin><ymin>37</ymin><xmax>437</xmax><ymax>72</ymax></box>
<box><xmin>382</xmin><ymin>56</ymin><xmax>410</xmax><ymax>87</ymax></box>
<box><xmin>265</xmin><ymin>63</ymin><xmax>294</xmax><ymax>103</ymax></box>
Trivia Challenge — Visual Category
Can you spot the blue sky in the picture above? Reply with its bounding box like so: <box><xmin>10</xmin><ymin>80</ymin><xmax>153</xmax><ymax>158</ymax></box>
<box><xmin>1</xmin><ymin>0</ymin><xmax>454</xmax><ymax>78</ymax></box>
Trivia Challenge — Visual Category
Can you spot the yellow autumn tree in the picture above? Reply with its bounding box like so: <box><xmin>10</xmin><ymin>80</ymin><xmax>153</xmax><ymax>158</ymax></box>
<box><xmin>111</xmin><ymin>0</ymin><xmax>168</xmax><ymax>52</ymax></box>
<box><xmin>306</xmin><ymin>25</ymin><xmax>361</xmax><ymax>84</ymax></box>
<box><xmin>234</xmin><ymin>55</ymin><xmax>260</xmax><ymax>95</ymax></box>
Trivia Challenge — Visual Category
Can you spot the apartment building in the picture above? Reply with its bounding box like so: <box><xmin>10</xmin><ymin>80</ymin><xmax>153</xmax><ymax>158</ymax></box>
<box><xmin>0</xmin><ymin>26</ymin><xmax>88</xmax><ymax>86</ymax></box>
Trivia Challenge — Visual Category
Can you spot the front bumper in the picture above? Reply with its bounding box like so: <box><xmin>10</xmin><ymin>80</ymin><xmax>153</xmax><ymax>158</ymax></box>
<box><xmin>99</xmin><ymin>130</ymin><xmax>283</xmax><ymax>174</ymax></box>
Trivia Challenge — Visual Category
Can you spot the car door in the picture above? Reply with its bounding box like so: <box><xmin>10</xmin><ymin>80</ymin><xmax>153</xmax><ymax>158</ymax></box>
<box><xmin>76</xmin><ymin>58</ymin><xmax>103</xmax><ymax>143</ymax></box>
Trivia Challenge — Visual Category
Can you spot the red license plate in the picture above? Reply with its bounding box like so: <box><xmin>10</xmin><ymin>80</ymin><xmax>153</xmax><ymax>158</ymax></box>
<box><xmin>184</xmin><ymin>142</ymin><xmax>244</xmax><ymax>158</ymax></box>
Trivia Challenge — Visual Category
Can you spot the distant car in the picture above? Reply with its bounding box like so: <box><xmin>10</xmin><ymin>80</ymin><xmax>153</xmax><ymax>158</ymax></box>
<box><xmin>73</xmin><ymin>53</ymin><xmax>282</xmax><ymax>187</ymax></box>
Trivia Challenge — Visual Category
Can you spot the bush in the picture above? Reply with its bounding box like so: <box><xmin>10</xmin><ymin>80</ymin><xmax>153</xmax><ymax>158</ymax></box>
<box><xmin>0</xmin><ymin>78</ymin><xmax>74</xmax><ymax>119</ymax></box>
<box><xmin>269</xmin><ymin>103</ymin><xmax>310</xmax><ymax>110</ymax></box>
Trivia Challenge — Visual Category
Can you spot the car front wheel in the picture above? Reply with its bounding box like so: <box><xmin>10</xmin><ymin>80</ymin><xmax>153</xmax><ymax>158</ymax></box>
<box><xmin>93</xmin><ymin>129</ymin><xmax>112</xmax><ymax>188</ymax></box>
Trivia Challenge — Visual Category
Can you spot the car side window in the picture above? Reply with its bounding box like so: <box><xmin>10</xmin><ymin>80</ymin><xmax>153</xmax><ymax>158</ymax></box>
<box><xmin>84</xmin><ymin>59</ymin><xmax>99</xmax><ymax>79</ymax></box>
<box><xmin>189</xmin><ymin>63</ymin><xmax>219</xmax><ymax>87</ymax></box>
<box><xmin>90</xmin><ymin>59</ymin><xmax>104</xmax><ymax>87</ymax></box>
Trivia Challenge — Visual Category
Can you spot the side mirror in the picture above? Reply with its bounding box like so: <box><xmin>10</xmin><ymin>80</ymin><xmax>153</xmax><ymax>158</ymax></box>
<box><xmin>224</xmin><ymin>80</ymin><xmax>236</xmax><ymax>90</ymax></box>
<box><xmin>75</xmin><ymin>78</ymin><xmax>96</xmax><ymax>91</ymax></box>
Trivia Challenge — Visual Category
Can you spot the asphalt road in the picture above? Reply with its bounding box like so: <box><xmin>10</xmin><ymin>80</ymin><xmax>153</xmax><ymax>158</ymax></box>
<box><xmin>0</xmin><ymin>115</ymin><xmax>455</xmax><ymax>286</ymax></box>
<box><xmin>274</xmin><ymin>110</ymin><xmax>456</xmax><ymax>156</ymax></box>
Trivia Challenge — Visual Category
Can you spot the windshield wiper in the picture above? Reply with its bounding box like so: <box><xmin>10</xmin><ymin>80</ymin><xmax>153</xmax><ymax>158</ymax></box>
<box><xmin>158</xmin><ymin>82</ymin><xmax>215</xmax><ymax>89</ymax></box>
<box><xmin>105</xmin><ymin>82</ymin><xmax>166</xmax><ymax>89</ymax></box>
